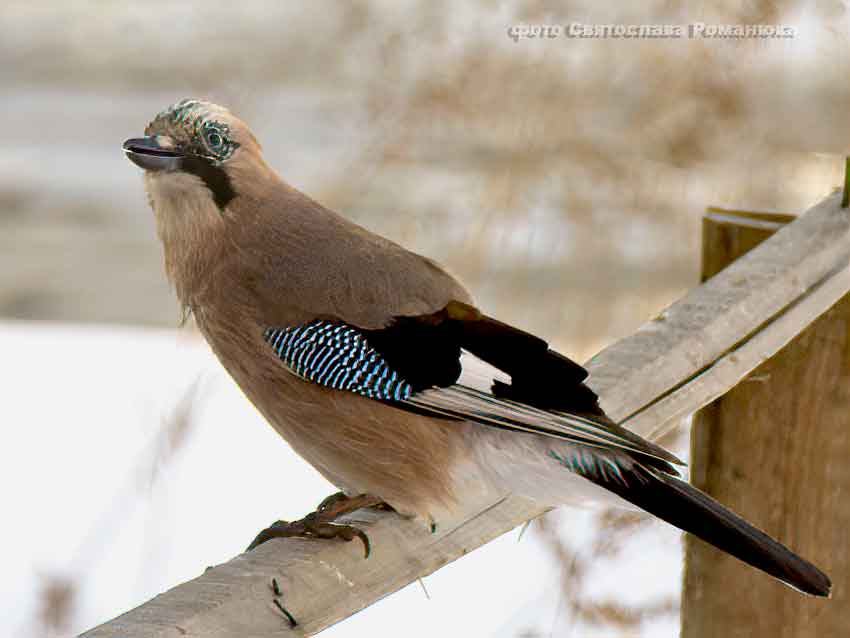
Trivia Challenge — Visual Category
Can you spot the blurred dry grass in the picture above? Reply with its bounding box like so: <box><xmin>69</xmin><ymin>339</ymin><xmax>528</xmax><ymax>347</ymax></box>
<box><xmin>31</xmin><ymin>378</ymin><xmax>205</xmax><ymax>638</ymax></box>
<box><xmin>1</xmin><ymin>1</ymin><xmax>847</xmax><ymax>355</ymax></box>
<box><xmin>519</xmin><ymin>510</ymin><xmax>677</xmax><ymax>637</ymax></box>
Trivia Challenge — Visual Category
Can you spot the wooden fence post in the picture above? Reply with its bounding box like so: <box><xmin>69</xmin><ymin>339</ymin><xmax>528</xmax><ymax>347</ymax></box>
<box><xmin>682</xmin><ymin>209</ymin><xmax>850</xmax><ymax>637</ymax></box>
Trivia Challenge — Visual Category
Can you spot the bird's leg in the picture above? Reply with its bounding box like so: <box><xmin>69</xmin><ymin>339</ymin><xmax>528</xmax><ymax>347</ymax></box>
<box><xmin>314</xmin><ymin>490</ymin><xmax>356</xmax><ymax>513</ymax></box>
<box><xmin>247</xmin><ymin>493</ymin><xmax>390</xmax><ymax>558</ymax></box>
<box><xmin>316</xmin><ymin>492</ymin><xmax>390</xmax><ymax>518</ymax></box>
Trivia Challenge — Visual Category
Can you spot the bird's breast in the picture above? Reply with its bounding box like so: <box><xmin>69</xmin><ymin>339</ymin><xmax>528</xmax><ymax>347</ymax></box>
<box><xmin>195</xmin><ymin>309</ymin><xmax>485</xmax><ymax>522</ymax></box>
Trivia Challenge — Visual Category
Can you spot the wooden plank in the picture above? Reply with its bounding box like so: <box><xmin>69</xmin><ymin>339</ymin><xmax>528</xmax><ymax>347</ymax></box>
<box><xmin>682</xmin><ymin>212</ymin><xmax>850</xmax><ymax>637</ymax></box>
<box><xmin>621</xmin><ymin>260</ymin><xmax>850</xmax><ymax>440</ymax></box>
<box><xmin>80</xmin><ymin>496</ymin><xmax>543</xmax><ymax>637</ymax></box>
<box><xmin>78</xmin><ymin>192</ymin><xmax>850</xmax><ymax>637</ymax></box>
<box><xmin>618</xmin><ymin>208</ymin><xmax>850</xmax><ymax>440</ymax></box>
<box><xmin>700</xmin><ymin>208</ymin><xmax>796</xmax><ymax>276</ymax></box>
<box><xmin>586</xmin><ymin>192</ymin><xmax>850</xmax><ymax>430</ymax></box>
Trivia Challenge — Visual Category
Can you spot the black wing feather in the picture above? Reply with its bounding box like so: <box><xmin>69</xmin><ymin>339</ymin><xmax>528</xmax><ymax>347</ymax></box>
<box><xmin>365</xmin><ymin>302</ymin><xmax>679</xmax><ymax>466</ymax></box>
<box><xmin>364</xmin><ymin>300</ymin><xmax>605</xmax><ymax>416</ymax></box>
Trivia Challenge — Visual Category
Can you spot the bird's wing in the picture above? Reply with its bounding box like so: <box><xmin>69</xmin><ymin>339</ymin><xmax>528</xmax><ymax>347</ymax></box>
<box><xmin>262</xmin><ymin>300</ymin><xmax>682</xmax><ymax>469</ymax></box>
<box><xmin>262</xmin><ymin>305</ymin><xmax>834</xmax><ymax>597</ymax></box>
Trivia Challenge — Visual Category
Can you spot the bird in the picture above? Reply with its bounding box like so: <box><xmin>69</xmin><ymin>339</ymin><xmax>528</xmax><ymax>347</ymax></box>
<box><xmin>123</xmin><ymin>98</ymin><xmax>831</xmax><ymax>597</ymax></box>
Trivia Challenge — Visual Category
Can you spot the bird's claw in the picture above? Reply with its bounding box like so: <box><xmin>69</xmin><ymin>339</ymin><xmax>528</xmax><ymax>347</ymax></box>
<box><xmin>303</xmin><ymin>520</ymin><xmax>372</xmax><ymax>558</ymax></box>
<box><xmin>248</xmin><ymin>492</ymin><xmax>385</xmax><ymax>558</ymax></box>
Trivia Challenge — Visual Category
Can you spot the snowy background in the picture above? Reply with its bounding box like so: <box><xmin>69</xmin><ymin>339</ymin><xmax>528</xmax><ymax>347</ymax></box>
<box><xmin>2</xmin><ymin>322</ymin><xmax>681</xmax><ymax>637</ymax></box>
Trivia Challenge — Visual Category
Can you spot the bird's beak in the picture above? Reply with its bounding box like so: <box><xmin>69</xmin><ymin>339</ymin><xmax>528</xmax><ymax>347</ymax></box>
<box><xmin>123</xmin><ymin>136</ymin><xmax>185</xmax><ymax>172</ymax></box>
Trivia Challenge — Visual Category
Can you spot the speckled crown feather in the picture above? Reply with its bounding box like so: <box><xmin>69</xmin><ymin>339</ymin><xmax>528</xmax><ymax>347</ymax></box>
<box><xmin>145</xmin><ymin>98</ymin><xmax>240</xmax><ymax>162</ymax></box>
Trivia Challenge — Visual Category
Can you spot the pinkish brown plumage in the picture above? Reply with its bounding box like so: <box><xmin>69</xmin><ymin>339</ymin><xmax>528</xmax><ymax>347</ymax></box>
<box><xmin>123</xmin><ymin>98</ymin><xmax>830</xmax><ymax>597</ymax></box>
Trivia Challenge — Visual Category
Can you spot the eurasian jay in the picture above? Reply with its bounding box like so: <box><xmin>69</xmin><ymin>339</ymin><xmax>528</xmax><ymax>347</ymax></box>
<box><xmin>123</xmin><ymin>98</ymin><xmax>830</xmax><ymax>597</ymax></box>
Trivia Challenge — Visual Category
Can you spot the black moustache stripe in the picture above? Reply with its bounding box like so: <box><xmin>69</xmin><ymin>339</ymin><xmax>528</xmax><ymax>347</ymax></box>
<box><xmin>179</xmin><ymin>156</ymin><xmax>237</xmax><ymax>211</ymax></box>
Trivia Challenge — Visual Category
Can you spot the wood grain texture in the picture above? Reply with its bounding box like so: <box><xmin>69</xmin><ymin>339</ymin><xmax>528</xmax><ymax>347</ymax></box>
<box><xmin>618</xmin><ymin>207</ymin><xmax>850</xmax><ymax>440</ymax></box>
<box><xmin>78</xmin><ymin>192</ymin><xmax>850</xmax><ymax>638</ymax></box>
<box><xmin>682</xmin><ymin>212</ymin><xmax>849</xmax><ymax>637</ymax></box>
<box><xmin>585</xmin><ymin>192</ymin><xmax>850</xmax><ymax>429</ymax></box>
<box><xmin>621</xmin><ymin>260</ymin><xmax>850</xmax><ymax>441</ymax></box>
<box><xmin>79</xmin><ymin>496</ymin><xmax>544</xmax><ymax>637</ymax></box>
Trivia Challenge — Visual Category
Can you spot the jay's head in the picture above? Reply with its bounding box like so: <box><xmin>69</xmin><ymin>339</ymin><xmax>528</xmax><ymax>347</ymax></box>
<box><xmin>123</xmin><ymin>99</ymin><xmax>271</xmax><ymax>213</ymax></box>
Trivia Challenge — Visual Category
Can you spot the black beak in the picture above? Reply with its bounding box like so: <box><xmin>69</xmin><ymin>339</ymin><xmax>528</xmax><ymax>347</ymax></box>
<box><xmin>123</xmin><ymin>136</ymin><xmax>185</xmax><ymax>172</ymax></box>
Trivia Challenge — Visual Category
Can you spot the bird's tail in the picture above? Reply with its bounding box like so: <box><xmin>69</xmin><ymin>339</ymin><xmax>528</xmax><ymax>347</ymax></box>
<box><xmin>574</xmin><ymin>455</ymin><xmax>831</xmax><ymax>596</ymax></box>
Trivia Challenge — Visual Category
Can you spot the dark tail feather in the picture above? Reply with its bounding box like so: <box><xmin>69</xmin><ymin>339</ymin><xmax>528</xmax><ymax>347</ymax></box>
<box><xmin>589</xmin><ymin>461</ymin><xmax>832</xmax><ymax>597</ymax></box>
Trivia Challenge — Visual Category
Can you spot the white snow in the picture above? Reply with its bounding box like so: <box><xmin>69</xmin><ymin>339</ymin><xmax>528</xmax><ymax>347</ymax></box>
<box><xmin>0</xmin><ymin>321</ymin><xmax>681</xmax><ymax>637</ymax></box>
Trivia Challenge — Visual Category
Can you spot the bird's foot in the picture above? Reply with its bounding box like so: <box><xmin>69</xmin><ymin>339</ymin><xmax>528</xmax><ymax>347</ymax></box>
<box><xmin>250</xmin><ymin>518</ymin><xmax>373</xmax><ymax>557</ymax></box>
<box><xmin>247</xmin><ymin>493</ymin><xmax>389</xmax><ymax>558</ymax></box>
<box><xmin>316</xmin><ymin>492</ymin><xmax>393</xmax><ymax>518</ymax></box>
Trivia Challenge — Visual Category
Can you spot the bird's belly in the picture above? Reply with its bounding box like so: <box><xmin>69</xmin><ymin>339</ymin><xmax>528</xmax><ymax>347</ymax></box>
<box><xmin>258</xmin><ymin>377</ymin><xmax>502</xmax><ymax>522</ymax></box>
<box><xmin>199</xmin><ymin>318</ymin><xmax>630</xmax><ymax>524</ymax></box>
<box><xmin>204</xmin><ymin>324</ymin><xmax>494</xmax><ymax>522</ymax></box>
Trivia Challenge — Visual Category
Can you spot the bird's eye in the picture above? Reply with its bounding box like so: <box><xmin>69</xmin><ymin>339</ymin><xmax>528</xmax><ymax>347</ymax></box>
<box><xmin>205</xmin><ymin>130</ymin><xmax>223</xmax><ymax>149</ymax></box>
<box><xmin>199</xmin><ymin>121</ymin><xmax>239</xmax><ymax>160</ymax></box>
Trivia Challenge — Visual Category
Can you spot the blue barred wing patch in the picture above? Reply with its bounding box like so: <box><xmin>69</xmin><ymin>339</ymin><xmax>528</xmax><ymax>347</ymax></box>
<box><xmin>263</xmin><ymin>320</ymin><xmax>413</xmax><ymax>401</ymax></box>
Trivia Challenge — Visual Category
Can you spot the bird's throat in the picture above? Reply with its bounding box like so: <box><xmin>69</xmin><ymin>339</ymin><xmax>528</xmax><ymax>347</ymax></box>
<box><xmin>144</xmin><ymin>170</ymin><xmax>228</xmax><ymax>304</ymax></box>
<box><xmin>179</xmin><ymin>157</ymin><xmax>236</xmax><ymax>211</ymax></box>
